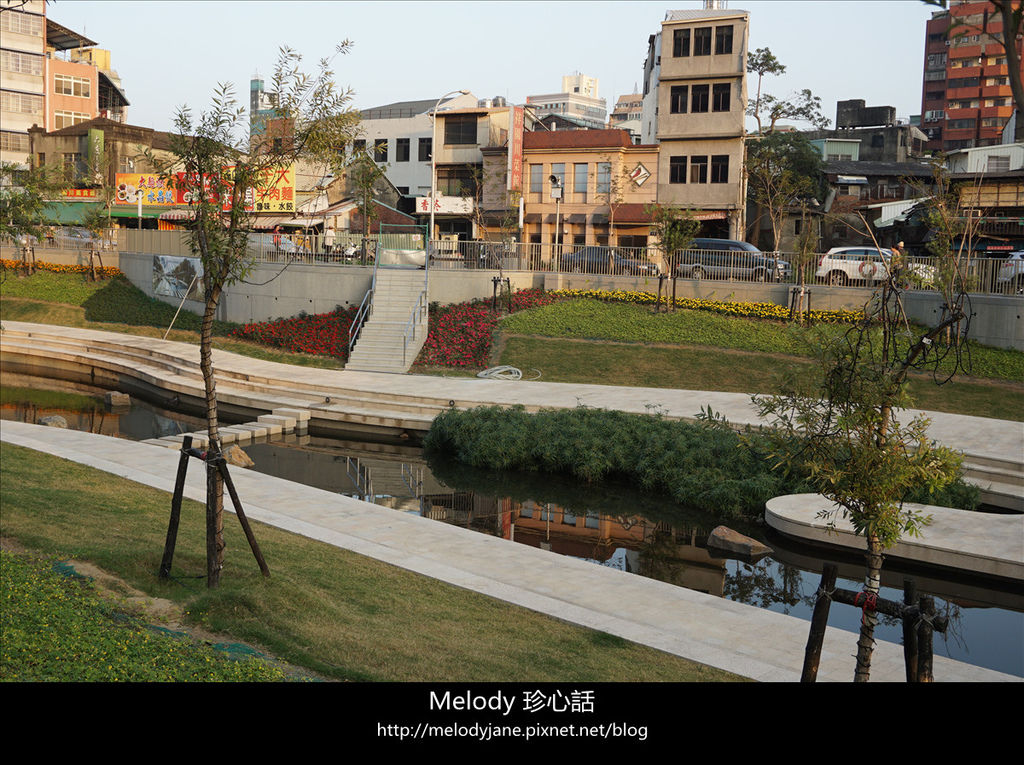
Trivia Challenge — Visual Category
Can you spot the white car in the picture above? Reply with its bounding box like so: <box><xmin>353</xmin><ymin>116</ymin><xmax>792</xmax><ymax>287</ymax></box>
<box><xmin>816</xmin><ymin>247</ymin><xmax>934</xmax><ymax>287</ymax></box>
<box><xmin>996</xmin><ymin>251</ymin><xmax>1024</xmax><ymax>294</ymax></box>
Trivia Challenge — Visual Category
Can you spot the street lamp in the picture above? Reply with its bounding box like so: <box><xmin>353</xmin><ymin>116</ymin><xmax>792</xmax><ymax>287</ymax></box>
<box><xmin>429</xmin><ymin>89</ymin><xmax>470</xmax><ymax>255</ymax></box>
<box><xmin>549</xmin><ymin>174</ymin><xmax>562</xmax><ymax>258</ymax></box>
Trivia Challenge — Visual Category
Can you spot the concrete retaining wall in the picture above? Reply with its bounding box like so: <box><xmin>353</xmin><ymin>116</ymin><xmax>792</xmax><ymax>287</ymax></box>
<box><xmin>11</xmin><ymin>245</ymin><xmax>1022</xmax><ymax>349</ymax></box>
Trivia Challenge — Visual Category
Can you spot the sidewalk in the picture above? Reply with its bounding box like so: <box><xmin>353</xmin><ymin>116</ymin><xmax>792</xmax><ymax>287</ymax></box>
<box><xmin>2</xmin><ymin>419</ymin><xmax>1018</xmax><ymax>682</ymax></box>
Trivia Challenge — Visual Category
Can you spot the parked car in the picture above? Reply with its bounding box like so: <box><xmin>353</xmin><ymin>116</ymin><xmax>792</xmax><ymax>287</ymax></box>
<box><xmin>560</xmin><ymin>246</ymin><xmax>661</xmax><ymax>276</ymax></box>
<box><xmin>246</xmin><ymin>232</ymin><xmax>300</xmax><ymax>256</ymax></box>
<box><xmin>815</xmin><ymin>247</ymin><xmax>935</xmax><ymax>286</ymax></box>
<box><xmin>675</xmin><ymin>238</ymin><xmax>790</xmax><ymax>282</ymax></box>
<box><xmin>996</xmin><ymin>251</ymin><xmax>1024</xmax><ymax>294</ymax></box>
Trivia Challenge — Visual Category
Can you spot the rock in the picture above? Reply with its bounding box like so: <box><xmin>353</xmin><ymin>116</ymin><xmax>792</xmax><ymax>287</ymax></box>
<box><xmin>105</xmin><ymin>391</ymin><xmax>131</xmax><ymax>409</ymax></box>
<box><xmin>224</xmin><ymin>444</ymin><xmax>255</xmax><ymax>469</ymax></box>
<box><xmin>706</xmin><ymin>525</ymin><xmax>773</xmax><ymax>559</ymax></box>
<box><xmin>39</xmin><ymin>415</ymin><xmax>68</xmax><ymax>428</ymax></box>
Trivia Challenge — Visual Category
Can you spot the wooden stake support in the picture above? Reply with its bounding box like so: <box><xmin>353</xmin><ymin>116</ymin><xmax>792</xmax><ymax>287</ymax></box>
<box><xmin>159</xmin><ymin>437</ymin><xmax>270</xmax><ymax>582</ymax></box>
<box><xmin>800</xmin><ymin>563</ymin><xmax>946</xmax><ymax>682</ymax></box>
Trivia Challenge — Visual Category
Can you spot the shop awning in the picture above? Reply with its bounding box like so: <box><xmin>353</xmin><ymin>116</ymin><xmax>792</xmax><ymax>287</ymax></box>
<box><xmin>108</xmin><ymin>206</ymin><xmax>169</xmax><ymax>220</ymax></box>
<box><xmin>837</xmin><ymin>175</ymin><xmax>868</xmax><ymax>185</ymax></box>
<box><xmin>39</xmin><ymin>201</ymin><xmax>101</xmax><ymax>224</ymax></box>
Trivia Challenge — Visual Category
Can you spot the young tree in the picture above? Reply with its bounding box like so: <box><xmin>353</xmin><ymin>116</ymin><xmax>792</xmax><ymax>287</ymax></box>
<box><xmin>646</xmin><ymin>203</ymin><xmax>698</xmax><ymax>308</ymax></box>
<box><xmin>754</xmin><ymin>170</ymin><xmax>976</xmax><ymax>682</ymax></box>
<box><xmin>0</xmin><ymin>162</ymin><xmax>66</xmax><ymax>249</ymax></box>
<box><xmin>746</xmin><ymin>48</ymin><xmax>830</xmax><ymax>135</ymax></box>
<box><xmin>151</xmin><ymin>45</ymin><xmax>360</xmax><ymax>587</ymax></box>
<box><xmin>745</xmin><ymin>132</ymin><xmax>824</xmax><ymax>251</ymax></box>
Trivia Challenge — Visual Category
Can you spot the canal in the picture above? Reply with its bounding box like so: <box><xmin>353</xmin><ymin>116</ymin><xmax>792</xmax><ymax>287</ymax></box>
<box><xmin>3</xmin><ymin>379</ymin><xmax>1021</xmax><ymax>678</ymax></box>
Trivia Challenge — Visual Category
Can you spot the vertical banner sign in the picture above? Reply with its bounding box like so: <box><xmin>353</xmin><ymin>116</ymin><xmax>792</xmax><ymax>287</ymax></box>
<box><xmin>88</xmin><ymin>129</ymin><xmax>104</xmax><ymax>177</ymax></box>
<box><xmin>507</xmin><ymin>105</ymin><xmax>524</xmax><ymax>193</ymax></box>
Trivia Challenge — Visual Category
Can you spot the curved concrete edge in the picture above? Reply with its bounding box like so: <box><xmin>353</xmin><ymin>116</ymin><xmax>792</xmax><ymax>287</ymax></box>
<box><xmin>3</xmin><ymin>421</ymin><xmax>1020</xmax><ymax>681</ymax></box>
<box><xmin>766</xmin><ymin>494</ymin><xmax>1024</xmax><ymax>581</ymax></box>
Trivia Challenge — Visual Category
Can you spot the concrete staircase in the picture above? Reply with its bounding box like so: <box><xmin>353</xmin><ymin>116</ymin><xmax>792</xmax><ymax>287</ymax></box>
<box><xmin>346</xmin><ymin>267</ymin><xmax>428</xmax><ymax>374</ymax></box>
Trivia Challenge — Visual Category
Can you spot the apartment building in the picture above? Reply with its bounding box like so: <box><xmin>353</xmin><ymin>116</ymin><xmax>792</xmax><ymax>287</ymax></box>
<box><xmin>1</xmin><ymin>0</ymin><xmax>46</xmax><ymax>165</ymax></box>
<box><xmin>640</xmin><ymin>7</ymin><xmax>749</xmax><ymax>238</ymax></box>
<box><xmin>919</xmin><ymin>0</ymin><xmax>1023</xmax><ymax>152</ymax></box>
<box><xmin>521</xmin><ymin>128</ymin><xmax>659</xmax><ymax>248</ymax></box>
<box><xmin>1</xmin><ymin>2</ymin><xmax>128</xmax><ymax>166</ymax></box>
<box><xmin>526</xmin><ymin>73</ymin><xmax>608</xmax><ymax>130</ymax></box>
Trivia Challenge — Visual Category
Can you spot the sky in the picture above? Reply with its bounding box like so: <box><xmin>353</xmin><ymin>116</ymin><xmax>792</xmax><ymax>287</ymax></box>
<box><xmin>48</xmin><ymin>0</ymin><xmax>939</xmax><ymax>133</ymax></box>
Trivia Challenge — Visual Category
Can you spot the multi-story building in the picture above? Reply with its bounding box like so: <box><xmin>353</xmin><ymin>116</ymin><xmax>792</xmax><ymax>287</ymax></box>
<box><xmin>350</xmin><ymin>92</ymin><xmax>480</xmax><ymax>201</ymax></box>
<box><xmin>249</xmin><ymin>76</ymin><xmax>278</xmax><ymax>140</ymax></box>
<box><xmin>525</xmin><ymin>73</ymin><xmax>608</xmax><ymax>130</ymax></box>
<box><xmin>919</xmin><ymin>0</ymin><xmax>1022</xmax><ymax>152</ymax></box>
<box><xmin>640</xmin><ymin>6</ymin><xmax>749</xmax><ymax>239</ymax></box>
<box><xmin>1</xmin><ymin>2</ymin><xmax>128</xmax><ymax>166</ymax></box>
<box><xmin>1</xmin><ymin>0</ymin><xmax>46</xmax><ymax>165</ymax></box>
<box><xmin>610</xmin><ymin>92</ymin><xmax>643</xmax><ymax>126</ymax></box>
<box><xmin>520</xmin><ymin>128</ymin><xmax>659</xmax><ymax>248</ymax></box>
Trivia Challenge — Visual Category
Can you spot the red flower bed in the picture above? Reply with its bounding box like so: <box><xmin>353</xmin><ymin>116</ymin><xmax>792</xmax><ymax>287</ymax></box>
<box><xmin>231</xmin><ymin>305</ymin><xmax>358</xmax><ymax>358</ymax></box>
<box><xmin>419</xmin><ymin>288</ymin><xmax>557</xmax><ymax>368</ymax></box>
<box><xmin>231</xmin><ymin>288</ymin><xmax>556</xmax><ymax>366</ymax></box>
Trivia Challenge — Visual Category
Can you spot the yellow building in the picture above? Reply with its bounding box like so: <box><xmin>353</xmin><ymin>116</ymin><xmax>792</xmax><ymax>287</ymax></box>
<box><xmin>521</xmin><ymin>129</ymin><xmax>659</xmax><ymax>248</ymax></box>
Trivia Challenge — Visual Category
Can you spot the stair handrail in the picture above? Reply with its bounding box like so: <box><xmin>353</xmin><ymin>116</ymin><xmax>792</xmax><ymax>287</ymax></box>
<box><xmin>402</xmin><ymin>287</ymin><xmax>428</xmax><ymax>365</ymax></box>
<box><xmin>348</xmin><ymin>244</ymin><xmax>381</xmax><ymax>358</ymax></box>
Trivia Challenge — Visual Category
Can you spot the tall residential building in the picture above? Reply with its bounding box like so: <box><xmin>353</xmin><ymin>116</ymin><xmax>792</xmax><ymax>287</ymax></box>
<box><xmin>919</xmin><ymin>0</ymin><xmax>1023</xmax><ymax>152</ymax></box>
<box><xmin>1</xmin><ymin>1</ymin><xmax>128</xmax><ymax>166</ymax></box>
<box><xmin>526</xmin><ymin>73</ymin><xmax>607</xmax><ymax>129</ymax></box>
<box><xmin>640</xmin><ymin>6</ymin><xmax>749</xmax><ymax>238</ymax></box>
<box><xmin>1</xmin><ymin>0</ymin><xmax>46</xmax><ymax>165</ymax></box>
<box><xmin>250</xmin><ymin>76</ymin><xmax>278</xmax><ymax>139</ymax></box>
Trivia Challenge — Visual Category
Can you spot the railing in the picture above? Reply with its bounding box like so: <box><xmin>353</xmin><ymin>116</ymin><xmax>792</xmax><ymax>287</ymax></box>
<box><xmin>402</xmin><ymin>288</ymin><xmax>428</xmax><ymax>366</ymax></box>
<box><xmin>348</xmin><ymin>244</ymin><xmax>381</xmax><ymax>359</ymax></box>
<box><xmin>29</xmin><ymin>226</ymin><xmax>1021</xmax><ymax>297</ymax></box>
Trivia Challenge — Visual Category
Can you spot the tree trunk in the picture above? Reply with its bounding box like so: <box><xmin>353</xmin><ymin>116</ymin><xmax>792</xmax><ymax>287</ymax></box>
<box><xmin>995</xmin><ymin>2</ymin><xmax>1024</xmax><ymax>144</ymax></box>
<box><xmin>200</xmin><ymin>282</ymin><xmax>224</xmax><ymax>587</ymax></box>
<box><xmin>854</xmin><ymin>533</ymin><xmax>884</xmax><ymax>682</ymax></box>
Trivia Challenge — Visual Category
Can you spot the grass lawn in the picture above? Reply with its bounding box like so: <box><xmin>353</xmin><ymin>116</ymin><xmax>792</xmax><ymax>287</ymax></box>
<box><xmin>495</xmin><ymin>335</ymin><xmax>1024</xmax><ymax>422</ymax></box>
<box><xmin>0</xmin><ymin>444</ymin><xmax>741</xmax><ymax>682</ymax></box>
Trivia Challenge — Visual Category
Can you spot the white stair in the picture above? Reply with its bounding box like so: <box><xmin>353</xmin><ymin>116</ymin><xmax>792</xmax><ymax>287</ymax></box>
<box><xmin>346</xmin><ymin>267</ymin><xmax>429</xmax><ymax>373</ymax></box>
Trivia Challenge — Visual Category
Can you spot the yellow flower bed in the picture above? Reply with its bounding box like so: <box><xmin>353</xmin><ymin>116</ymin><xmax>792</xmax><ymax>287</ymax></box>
<box><xmin>0</xmin><ymin>258</ymin><xmax>123</xmax><ymax>278</ymax></box>
<box><xmin>549</xmin><ymin>288</ymin><xmax>863</xmax><ymax>325</ymax></box>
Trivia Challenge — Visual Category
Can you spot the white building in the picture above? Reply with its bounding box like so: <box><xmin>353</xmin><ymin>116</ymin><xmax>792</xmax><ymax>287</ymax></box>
<box><xmin>351</xmin><ymin>92</ymin><xmax>480</xmax><ymax>198</ymax></box>
<box><xmin>526</xmin><ymin>72</ymin><xmax>607</xmax><ymax>130</ymax></box>
<box><xmin>1</xmin><ymin>0</ymin><xmax>46</xmax><ymax>165</ymax></box>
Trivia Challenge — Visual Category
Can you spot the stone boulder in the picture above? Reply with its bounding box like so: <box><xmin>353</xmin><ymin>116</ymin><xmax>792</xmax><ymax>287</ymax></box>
<box><xmin>38</xmin><ymin>415</ymin><xmax>68</xmax><ymax>428</ymax></box>
<box><xmin>706</xmin><ymin>525</ymin><xmax>773</xmax><ymax>560</ymax></box>
<box><xmin>224</xmin><ymin>444</ymin><xmax>255</xmax><ymax>469</ymax></box>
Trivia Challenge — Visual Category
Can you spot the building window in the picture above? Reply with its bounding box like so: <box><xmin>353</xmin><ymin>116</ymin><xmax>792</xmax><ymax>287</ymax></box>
<box><xmin>396</xmin><ymin>138</ymin><xmax>410</xmax><ymax>162</ymax></box>
<box><xmin>373</xmin><ymin>138</ymin><xmax>388</xmax><ymax>162</ymax></box>
<box><xmin>715</xmin><ymin>25</ymin><xmax>733</xmax><ymax>55</ymax></box>
<box><xmin>530</xmin><ymin>163</ymin><xmax>542</xmax><ymax>193</ymax></box>
<box><xmin>396</xmin><ymin>186</ymin><xmax>409</xmax><ymax>195</ymax></box>
<box><xmin>670</xmin><ymin>85</ymin><xmax>688</xmax><ymax>114</ymax></box>
<box><xmin>0</xmin><ymin>9</ymin><xmax>43</xmax><ymax>36</ymax></box>
<box><xmin>418</xmin><ymin>137</ymin><xmax>431</xmax><ymax>161</ymax></box>
<box><xmin>437</xmin><ymin>165</ymin><xmax>476</xmax><ymax>196</ymax></box>
<box><xmin>444</xmin><ymin>115</ymin><xmax>477</xmax><ymax>145</ymax></box>
<box><xmin>673</xmin><ymin>28</ymin><xmax>690</xmax><ymax>57</ymax></box>
<box><xmin>669</xmin><ymin>156</ymin><xmax>687</xmax><ymax>184</ymax></box>
<box><xmin>54</xmin><ymin>111</ymin><xmax>90</xmax><ymax>129</ymax></box>
<box><xmin>712</xmin><ymin>83</ymin><xmax>730</xmax><ymax>112</ymax></box>
<box><xmin>1</xmin><ymin>91</ymin><xmax>43</xmax><ymax>116</ymax></box>
<box><xmin>691</xmin><ymin>85</ymin><xmax>710</xmax><ymax>113</ymax></box>
<box><xmin>948</xmin><ymin>118</ymin><xmax>976</xmax><ymax>129</ymax></box>
<box><xmin>1</xmin><ymin>49</ymin><xmax>43</xmax><ymax>75</ymax></box>
<box><xmin>596</xmin><ymin>162</ymin><xmax>611</xmax><ymax>194</ymax></box>
<box><xmin>710</xmin><ymin>155</ymin><xmax>728</xmax><ymax>183</ymax></box>
<box><xmin>353</xmin><ymin>139</ymin><xmax>366</xmax><ymax>155</ymax></box>
<box><xmin>690</xmin><ymin>155</ymin><xmax>708</xmax><ymax>183</ymax></box>
<box><xmin>54</xmin><ymin>74</ymin><xmax>91</xmax><ymax>98</ymax></box>
<box><xmin>987</xmin><ymin>155</ymin><xmax>1010</xmax><ymax>172</ymax></box>
<box><xmin>573</xmin><ymin>162</ymin><xmax>588</xmax><ymax>195</ymax></box>
<box><xmin>0</xmin><ymin>131</ymin><xmax>30</xmax><ymax>153</ymax></box>
<box><xmin>693</xmin><ymin>27</ymin><xmax>712</xmax><ymax>56</ymax></box>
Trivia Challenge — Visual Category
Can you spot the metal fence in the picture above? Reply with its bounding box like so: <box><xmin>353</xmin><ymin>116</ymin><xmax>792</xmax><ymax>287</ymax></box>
<box><xmin>23</xmin><ymin>227</ymin><xmax>1020</xmax><ymax>296</ymax></box>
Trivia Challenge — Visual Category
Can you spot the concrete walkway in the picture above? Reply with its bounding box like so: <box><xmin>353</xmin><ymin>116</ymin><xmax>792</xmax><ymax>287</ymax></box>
<box><xmin>2</xmin><ymin>419</ymin><xmax>1018</xmax><ymax>682</ymax></box>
